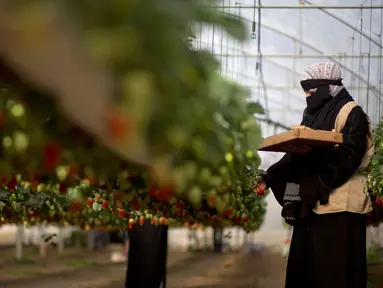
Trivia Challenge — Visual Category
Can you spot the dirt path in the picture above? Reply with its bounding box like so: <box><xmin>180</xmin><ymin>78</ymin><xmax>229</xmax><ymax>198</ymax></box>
<box><xmin>0</xmin><ymin>247</ymin><xmax>288</xmax><ymax>288</ymax></box>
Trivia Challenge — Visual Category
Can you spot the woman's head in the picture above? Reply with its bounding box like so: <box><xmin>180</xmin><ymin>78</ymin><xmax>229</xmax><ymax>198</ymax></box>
<box><xmin>300</xmin><ymin>62</ymin><xmax>344</xmax><ymax>97</ymax></box>
<box><xmin>300</xmin><ymin>62</ymin><xmax>344</xmax><ymax>114</ymax></box>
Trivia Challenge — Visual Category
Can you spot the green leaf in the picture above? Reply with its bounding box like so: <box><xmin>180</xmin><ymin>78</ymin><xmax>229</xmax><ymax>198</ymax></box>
<box><xmin>247</xmin><ymin>102</ymin><xmax>265</xmax><ymax>115</ymax></box>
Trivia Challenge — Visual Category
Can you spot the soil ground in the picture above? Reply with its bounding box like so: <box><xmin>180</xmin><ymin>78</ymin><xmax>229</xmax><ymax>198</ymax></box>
<box><xmin>0</xmin><ymin>245</ymin><xmax>381</xmax><ymax>288</ymax></box>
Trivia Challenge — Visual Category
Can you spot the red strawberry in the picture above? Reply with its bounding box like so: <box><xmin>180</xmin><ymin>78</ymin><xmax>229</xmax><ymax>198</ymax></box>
<box><xmin>102</xmin><ymin>200</ymin><xmax>108</xmax><ymax>210</ymax></box>
<box><xmin>106</xmin><ymin>110</ymin><xmax>132</xmax><ymax>141</ymax></box>
<box><xmin>149</xmin><ymin>188</ymin><xmax>158</xmax><ymax>197</ymax></box>
<box><xmin>59</xmin><ymin>183</ymin><xmax>67</xmax><ymax>193</ymax></box>
<box><xmin>69</xmin><ymin>202</ymin><xmax>83</xmax><ymax>212</ymax></box>
<box><xmin>7</xmin><ymin>177</ymin><xmax>17</xmax><ymax>190</ymax></box>
<box><xmin>207</xmin><ymin>195</ymin><xmax>216</xmax><ymax>207</ymax></box>
<box><xmin>241</xmin><ymin>213</ymin><xmax>249</xmax><ymax>222</ymax></box>
<box><xmin>256</xmin><ymin>187</ymin><xmax>265</xmax><ymax>195</ymax></box>
<box><xmin>128</xmin><ymin>218</ymin><xmax>134</xmax><ymax>230</ymax></box>
<box><xmin>118</xmin><ymin>208</ymin><xmax>125</xmax><ymax>218</ymax></box>
<box><xmin>157</xmin><ymin>185</ymin><xmax>174</xmax><ymax>201</ymax></box>
<box><xmin>129</xmin><ymin>199</ymin><xmax>140</xmax><ymax>210</ymax></box>
<box><xmin>176</xmin><ymin>208</ymin><xmax>183</xmax><ymax>215</ymax></box>
<box><xmin>0</xmin><ymin>113</ymin><xmax>7</xmax><ymax>127</ymax></box>
<box><xmin>43</xmin><ymin>143</ymin><xmax>62</xmax><ymax>169</ymax></box>
<box><xmin>139</xmin><ymin>216</ymin><xmax>145</xmax><ymax>225</ymax></box>
<box><xmin>376</xmin><ymin>198</ymin><xmax>382</xmax><ymax>205</ymax></box>
<box><xmin>86</xmin><ymin>198</ymin><xmax>94</xmax><ymax>207</ymax></box>
<box><xmin>176</xmin><ymin>201</ymin><xmax>185</xmax><ymax>209</ymax></box>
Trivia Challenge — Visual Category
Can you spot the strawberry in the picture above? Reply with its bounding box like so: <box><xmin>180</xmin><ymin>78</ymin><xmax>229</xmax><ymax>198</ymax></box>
<box><xmin>58</xmin><ymin>183</ymin><xmax>67</xmax><ymax>193</ymax></box>
<box><xmin>376</xmin><ymin>198</ymin><xmax>382</xmax><ymax>205</ymax></box>
<box><xmin>43</xmin><ymin>142</ymin><xmax>62</xmax><ymax>169</ymax></box>
<box><xmin>7</xmin><ymin>177</ymin><xmax>17</xmax><ymax>190</ymax></box>
<box><xmin>241</xmin><ymin>213</ymin><xmax>249</xmax><ymax>222</ymax></box>
<box><xmin>118</xmin><ymin>208</ymin><xmax>125</xmax><ymax>218</ymax></box>
<box><xmin>149</xmin><ymin>188</ymin><xmax>158</xmax><ymax>197</ymax></box>
<box><xmin>176</xmin><ymin>201</ymin><xmax>185</xmax><ymax>209</ymax></box>
<box><xmin>176</xmin><ymin>208</ymin><xmax>183</xmax><ymax>215</ymax></box>
<box><xmin>0</xmin><ymin>113</ymin><xmax>7</xmax><ymax>127</ymax></box>
<box><xmin>159</xmin><ymin>217</ymin><xmax>165</xmax><ymax>225</ymax></box>
<box><xmin>129</xmin><ymin>199</ymin><xmax>140</xmax><ymax>210</ymax></box>
<box><xmin>128</xmin><ymin>218</ymin><xmax>134</xmax><ymax>230</ymax></box>
<box><xmin>86</xmin><ymin>198</ymin><xmax>94</xmax><ymax>207</ymax></box>
<box><xmin>256</xmin><ymin>187</ymin><xmax>265</xmax><ymax>195</ymax></box>
<box><xmin>102</xmin><ymin>200</ymin><xmax>108</xmax><ymax>209</ymax></box>
<box><xmin>207</xmin><ymin>195</ymin><xmax>216</xmax><ymax>207</ymax></box>
<box><xmin>139</xmin><ymin>216</ymin><xmax>145</xmax><ymax>225</ymax></box>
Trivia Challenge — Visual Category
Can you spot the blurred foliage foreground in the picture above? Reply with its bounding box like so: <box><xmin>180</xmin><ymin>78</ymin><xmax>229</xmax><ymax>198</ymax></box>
<box><xmin>0</xmin><ymin>0</ymin><xmax>267</xmax><ymax>232</ymax></box>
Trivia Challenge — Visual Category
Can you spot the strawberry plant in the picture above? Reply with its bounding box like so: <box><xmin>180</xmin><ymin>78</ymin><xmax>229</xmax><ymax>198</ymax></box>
<box><xmin>0</xmin><ymin>1</ymin><xmax>267</xmax><ymax>231</ymax></box>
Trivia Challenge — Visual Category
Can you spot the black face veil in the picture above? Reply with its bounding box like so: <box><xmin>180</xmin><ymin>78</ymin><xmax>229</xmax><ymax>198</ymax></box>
<box><xmin>300</xmin><ymin>79</ymin><xmax>343</xmax><ymax>116</ymax></box>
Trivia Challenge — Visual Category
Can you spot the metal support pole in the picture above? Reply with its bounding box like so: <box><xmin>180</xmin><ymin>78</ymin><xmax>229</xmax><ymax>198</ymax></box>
<box><xmin>15</xmin><ymin>225</ymin><xmax>24</xmax><ymax>260</ymax></box>
<box><xmin>215</xmin><ymin>5</ymin><xmax>383</xmax><ymax>9</ymax></box>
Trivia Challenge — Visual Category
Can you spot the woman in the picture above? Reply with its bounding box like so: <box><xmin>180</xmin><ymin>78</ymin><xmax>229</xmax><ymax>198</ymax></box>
<box><xmin>257</xmin><ymin>62</ymin><xmax>374</xmax><ymax>288</ymax></box>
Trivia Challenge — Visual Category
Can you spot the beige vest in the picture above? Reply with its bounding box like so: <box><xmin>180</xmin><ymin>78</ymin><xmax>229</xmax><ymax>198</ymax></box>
<box><xmin>313</xmin><ymin>101</ymin><xmax>374</xmax><ymax>215</ymax></box>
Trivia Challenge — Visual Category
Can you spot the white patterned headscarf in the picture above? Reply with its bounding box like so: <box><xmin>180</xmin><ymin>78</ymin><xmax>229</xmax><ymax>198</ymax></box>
<box><xmin>300</xmin><ymin>62</ymin><xmax>344</xmax><ymax>97</ymax></box>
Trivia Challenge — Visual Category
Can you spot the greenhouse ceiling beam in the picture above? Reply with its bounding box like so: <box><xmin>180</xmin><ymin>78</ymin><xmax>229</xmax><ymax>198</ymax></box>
<box><xmin>248</xmin><ymin>85</ymin><xmax>371</xmax><ymax>91</ymax></box>
<box><xmin>303</xmin><ymin>0</ymin><xmax>383</xmax><ymax>49</ymax></box>
<box><xmin>198</xmin><ymin>40</ymin><xmax>301</xmax><ymax>77</ymax></box>
<box><xmin>215</xmin><ymin>13</ymin><xmax>382</xmax><ymax>97</ymax></box>
<box><xmin>216</xmin><ymin>5</ymin><xmax>383</xmax><ymax>9</ymax></box>
<box><xmin>257</xmin><ymin>23</ymin><xmax>382</xmax><ymax>97</ymax></box>
<box><xmin>213</xmin><ymin>54</ymin><xmax>383</xmax><ymax>59</ymax></box>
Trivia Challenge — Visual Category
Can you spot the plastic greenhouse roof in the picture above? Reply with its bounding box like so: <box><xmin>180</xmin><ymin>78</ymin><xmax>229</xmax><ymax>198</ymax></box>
<box><xmin>196</xmin><ymin>0</ymin><xmax>383</xmax><ymax>141</ymax></box>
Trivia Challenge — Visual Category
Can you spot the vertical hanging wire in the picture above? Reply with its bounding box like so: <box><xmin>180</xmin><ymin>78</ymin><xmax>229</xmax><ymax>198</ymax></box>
<box><xmin>351</xmin><ymin>36</ymin><xmax>355</xmax><ymax>91</ymax></box>
<box><xmin>358</xmin><ymin>4</ymin><xmax>364</xmax><ymax>107</ymax></box>
<box><xmin>366</xmin><ymin>0</ymin><xmax>373</xmax><ymax>118</ymax></box>
<box><xmin>257</xmin><ymin>0</ymin><xmax>269</xmax><ymax>119</ymax></box>
<box><xmin>298</xmin><ymin>1</ymin><xmax>303</xmax><ymax>55</ymax></box>
<box><xmin>237</xmin><ymin>2</ymin><xmax>243</xmax><ymax>82</ymax></box>
<box><xmin>220</xmin><ymin>0</ymin><xmax>225</xmax><ymax>75</ymax></box>
<box><xmin>211</xmin><ymin>1</ymin><xmax>215</xmax><ymax>55</ymax></box>
<box><xmin>231</xmin><ymin>2</ymin><xmax>238</xmax><ymax>80</ymax></box>
<box><xmin>199</xmin><ymin>0</ymin><xmax>203</xmax><ymax>50</ymax></box>
<box><xmin>225</xmin><ymin>0</ymin><xmax>230</xmax><ymax>76</ymax></box>
<box><xmin>251</xmin><ymin>0</ymin><xmax>258</xmax><ymax>101</ymax></box>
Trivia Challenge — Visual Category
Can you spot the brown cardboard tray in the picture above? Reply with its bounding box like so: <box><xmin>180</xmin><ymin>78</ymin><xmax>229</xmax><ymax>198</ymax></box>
<box><xmin>259</xmin><ymin>127</ymin><xmax>343</xmax><ymax>153</ymax></box>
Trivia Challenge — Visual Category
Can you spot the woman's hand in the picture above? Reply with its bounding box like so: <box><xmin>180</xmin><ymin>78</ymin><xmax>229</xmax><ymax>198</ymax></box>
<box><xmin>254</xmin><ymin>176</ymin><xmax>267</xmax><ymax>195</ymax></box>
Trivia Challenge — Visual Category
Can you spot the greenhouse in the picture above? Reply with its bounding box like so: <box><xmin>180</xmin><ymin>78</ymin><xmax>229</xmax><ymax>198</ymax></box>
<box><xmin>0</xmin><ymin>0</ymin><xmax>382</xmax><ymax>287</ymax></box>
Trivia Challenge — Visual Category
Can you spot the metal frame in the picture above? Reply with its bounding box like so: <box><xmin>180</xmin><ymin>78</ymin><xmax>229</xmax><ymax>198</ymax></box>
<box><xmin>216</xmin><ymin>5</ymin><xmax>383</xmax><ymax>9</ymax></box>
<box><xmin>212</xmin><ymin>54</ymin><xmax>383</xmax><ymax>59</ymax></box>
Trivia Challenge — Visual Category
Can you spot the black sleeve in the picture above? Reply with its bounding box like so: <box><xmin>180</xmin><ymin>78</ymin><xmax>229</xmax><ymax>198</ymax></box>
<box><xmin>264</xmin><ymin>153</ymin><xmax>297</xmax><ymax>206</ymax></box>
<box><xmin>317</xmin><ymin>106</ymin><xmax>369</xmax><ymax>189</ymax></box>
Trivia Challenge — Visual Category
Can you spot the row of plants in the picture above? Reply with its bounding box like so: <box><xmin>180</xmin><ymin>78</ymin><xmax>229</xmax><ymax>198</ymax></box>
<box><xmin>0</xmin><ymin>1</ymin><xmax>267</xmax><ymax>231</ymax></box>
<box><xmin>366</xmin><ymin>119</ymin><xmax>383</xmax><ymax>226</ymax></box>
